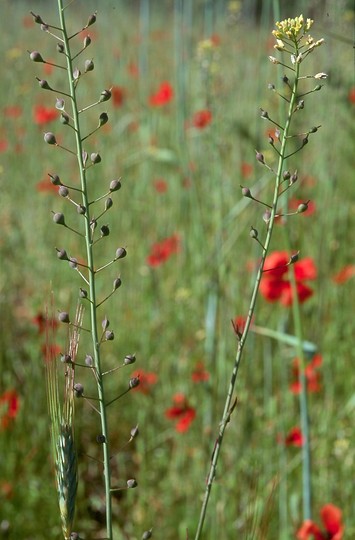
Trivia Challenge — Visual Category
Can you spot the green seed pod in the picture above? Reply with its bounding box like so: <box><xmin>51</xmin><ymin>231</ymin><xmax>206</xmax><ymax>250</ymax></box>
<box><xmin>105</xmin><ymin>330</ymin><xmax>114</xmax><ymax>341</ymax></box>
<box><xmin>30</xmin><ymin>11</ymin><xmax>45</xmax><ymax>24</ymax></box>
<box><xmin>49</xmin><ymin>173</ymin><xmax>62</xmax><ymax>185</ymax></box>
<box><xmin>60</xmin><ymin>112</ymin><xmax>70</xmax><ymax>125</ymax></box>
<box><xmin>241</xmin><ymin>186</ymin><xmax>252</xmax><ymax>198</ymax></box>
<box><xmin>86</xmin><ymin>12</ymin><xmax>97</xmax><ymax>27</ymax></box>
<box><xmin>90</xmin><ymin>152</ymin><xmax>101</xmax><ymax>164</ymax></box>
<box><xmin>113</xmin><ymin>277</ymin><xmax>122</xmax><ymax>290</ymax></box>
<box><xmin>255</xmin><ymin>151</ymin><xmax>264</xmax><ymax>164</ymax></box>
<box><xmin>100</xmin><ymin>225</ymin><xmax>110</xmax><ymax>237</ymax></box>
<box><xmin>57</xmin><ymin>43</ymin><xmax>65</xmax><ymax>54</ymax></box>
<box><xmin>250</xmin><ymin>227</ymin><xmax>258</xmax><ymax>239</ymax></box>
<box><xmin>83</xmin><ymin>36</ymin><xmax>91</xmax><ymax>48</ymax></box>
<box><xmin>142</xmin><ymin>529</ymin><xmax>153</xmax><ymax>540</ymax></box>
<box><xmin>36</xmin><ymin>78</ymin><xmax>51</xmax><ymax>90</ymax></box>
<box><xmin>102</xmin><ymin>317</ymin><xmax>109</xmax><ymax>330</ymax></box>
<box><xmin>60</xmin><ymin>354</ymin><xmax>72</xmax><ymax>364</ymax></box>
<box><xmin>105</xmin><ymin>197</ymin><xmax>113</xmax><ymax>211</ymax></box>
<box><xmin>129</xmin><ymin>377</ymin><xmax>140</xmax><ymax>389</ymax></box>
<box><xmin>69</xmin><ymin>257</ymin><xmax>78</xmax><ymax>269</ymax></box>
<box><xmin>79</xmin><ymin>288</ymin><xmax>88</xmax><ymax>299</ymax></box>
<box><xmin>85</xmin><ymin>354</ymin><xmax>93</xmax><ymax>367</ymax></box>
<box><xmin>77</xmin><ymin>205</ymin><xmax>86</xmax><ymax>215</ymax></box>
<box><xmin>99</xmin><ymin>112</ymin><xmax>108</xmax><ymax>126</ymax></box>
<box><xmin>297</xmin><ymin>201</ymin><xmax>309</xmax><ymax>214</ymax></box>
<box><xmin>130</xmin><ymin>425</ymin><xmax>139</xmax><ymax>439</ymax></box>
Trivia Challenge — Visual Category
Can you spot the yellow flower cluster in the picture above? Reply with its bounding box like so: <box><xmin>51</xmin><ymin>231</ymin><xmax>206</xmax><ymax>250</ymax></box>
<box><xmin>273</xmin><ymin>14</ymin><xmax>313</xmax><ymax>40</ymax></box>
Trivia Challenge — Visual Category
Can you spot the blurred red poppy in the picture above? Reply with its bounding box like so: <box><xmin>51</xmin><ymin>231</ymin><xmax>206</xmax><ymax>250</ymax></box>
<box><xmin>36</xmin><ymin>178</ymin><xmax>58</xmax><ymax>193</ymax></box>
<box><xmin>240</xmin><ymin>162</ymin><xmax>253</xmax><ymax>179</ymax></box>
<box><xmin>297</xmin><ymin>503</ymin><xmax>344</xmax><ymax>540</ymax></box>
<box><xmin>348</xmin><ymin>87</ymin><xmax>355</xmax><ymax>105</ymax></box>
<box><xmin>191</xmin><ymin>361</ymin><xmax>210</xmax><ymax>383</ymax></box>
<box><xmin>260</xmin><ymin>251</ymin><xmax>317</xmax><ymax>306</ymax></box>
<box><xmin>190</xmin><ymin>109</ymin><xmax>212</xmax><ymax>129</ymax></box>
<box><xmin>0</xmin><ymin>139</ymin><xmax>8</xmax><ymax>153</ymax></box>
<box><xmin>284</xmin><ymin>426</ymin><xmax>304</xmax><ymax>447</ymax></box>
<box><xmin>290</xmin><ymin>354</ymin><xmax>322</xmax><ymax>394</ymax></box>
<box><xmin>3</xmin><ymin>105</ymin><xmax>22</xmax><ymax>119</ymax></box>
<box><xmin>33</xmin><ymin>105</ymin><xmax>58</xmax><ymax>125</ymax></box>
<box><xmin>165</xmin><ymin>393</ymin><xmax>196</xmax><ymax>433</ymax></box>
<box><xmin>332</xmin><ymin>264</ymin><xmax>355</xmax><ymax>284</ymax></box>
<box><xmin>33</xmin><ymin>311</ymin><xmax>59</xmax><ymax>334</ymax></box>
<box><xmin>149</xmin><ymin>82</ymin><xmax>174</xmax><ymax>107</ymax></box>
<box><xmin>112</xmin><ymin>85</ymin><xmax>126</xmax><ymax>107</ymax></box>
<box><xmin>153</xmin><ymin>178</ymin><xmax>168</xmax><ymax>193</ymax></box>
<box><xmin>288</xmin><ymin>198</ymin><xmax>316</xmax><ymax>216</ymax></box>
<box><xmin>0</xmin><ymin>390</ymin><xmax>20</xmax><ymax>430</ymax></box>
<box><xmin>147</xmin><ymin>234</ymin><xmax>180</xmax><ymax>267</ymax></box>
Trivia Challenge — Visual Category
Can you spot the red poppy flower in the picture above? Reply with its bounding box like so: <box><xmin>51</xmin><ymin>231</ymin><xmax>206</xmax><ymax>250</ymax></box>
<box><xmin>41</xmin><ymin>343</ymin><xmax>61</xmax><ymax>360</ymax></box>
<box><xmin>33</xmin><ymin>105</ymin><xmax>58</xmax><ymax>125</ymax></box>
<box><xmin>0</xmin><ymin>390</ymin><xmax>20</xmax><ymax>430</ymax></box>
<box><xmin>332</xmin><ymin>264</ymin><xmax>355</xmax><ymax>284</ymax></box>
<box><xmin>36</xmin><ymin>177</ymin><xmax>58</xmax><ymax>193</ymax></box>
<box><xmin>33</xmin><ymin>311</ymin><xmax>59</xmax><ymax>334</ymax></box>
<box><xmin>111</xmin><ymin>85</ymin><xmax>126</xmax><ymax>107</ymax></box>
<box><xmin>348</xmin><ymin>87</ymin><xmax>355</xmax><ymax>105</ymax></box>
<box><xmin>147</xmin><ymin>234</ymin><xmax>180</xmax><ymax>267</ymax></box>
<box><xmin>191</xmin><ymin>361</ymin><xmax>210</xmax><ymax>383</ymax></box>
<box><xmin>149</xmin><ymin>81</ymin><xmax>174</xmax><ymax>107</ymax></box>
<box><xmin>290</xmin><ymin>354</ymin><xmax>322</xmax><ymax>394</ymax></box>
<box><xmin>153</xmin><ymin>178</ymin><xmax>168</xmax><ymax>193</ymax></box>
<box><xmin>165</xmin><ymin>393</ymin><xmax>196</xmax><ymax>433</ymax></box>
<box><xmin>260</xmin><ymin>251</ymin><xmax>317</xmax><ymax>306</ymax></box>
<box><xmin>0</xmin><ymin>139</ymin><xmax>8</xmax><ymax>153</ymax></box>
<box><xmin>284</xmin><ymin>426</ymin><xmax>304</xmax><ymax>447</ymax></box>
<box><xmin>297</xmin><ymin>504</ymin><xmax>344</xmax><ymax>540</ymax></box>
<box><xmin>127</xmin><ymin>61</ymin><xmax>139</xmax><ymax>78</ymax></box>
<box><xmin>210</xmin><ymin>33</ymin><xmax>221</xmax><ymax>46</ymax></box>
<box><xmin>190</xmin><ymin>109</ymin><xmax>212</xmax><ymax>129</ymax></box>
<box><xmin>131</xmin><ymin>369</ymin><xmax>158</xmax><ymax>394</ymax></box>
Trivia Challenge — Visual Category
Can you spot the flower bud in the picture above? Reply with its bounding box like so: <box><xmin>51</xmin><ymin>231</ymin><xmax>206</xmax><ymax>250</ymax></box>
<box><xmin>297</xmin><ymin>201</ymin><xmax>310</xmax><ymax>214</ymax></box>
<box><xmin>241</xmin><ymin>186</ymin><xmax>252</xmax><ymax>198</ymax></box>
<box><xmin>129</xmin><ymin>377</ymin><xmax>140</xmax><ymax>389</ymax></box>
<box><xmin>60</xmin><ymin>112</ymin><xmax>70</xmax><ymax>125</ymax></box>
<box><xmin>44</xmin><ymin>132</ymin><xmax>57</xmax><ymax>145</ymax></box>
<box><xmin>53</xmin><ymin>212</ymin><xmax>65</xmax><ymax>225</ymax></box>
<box><xmin>255</xmin><ymin>151</ymin><xmax>265</xmax><ymax>164</ymax></box>
<box><xmin>85</xmin><ymin>354</ymin><xmax>93</xmax><ymax>366</ymax></box>
<box><xmin>58</xmin><ymin>311</ymin><xmax>70</xmax><ymax>324</ymax></box>
<box><xmin>115</xmin><ymin>247</ymin><xmax>127</xmax><ymax>260</ymax></box>
<box><xmin>83</xmin><ymin>36</ymin><xmax>91</xmax><ymax>48</ymax></box>
<box><xmin>82</xmin><ymin>150</ymin><xmax>88</xmax><ymax>166</ymax></box>
<box><xmin>30</xmin><ymin>11</ymin><xmax>45</xmax><ymax>24</ymax></box>
<box><xmin>314</xmin><ymin>72</ymin><xmax>327</xmax><ymax>79</ymax></box>
<box><xmin>77</xmin><ymin>205</ymin><xmax>86</xmax><ymax>215</ymax></box>
<box><xmin>142</xmin><ymin>530</ymin><xmax>153</xmax><ymax>540</ymax></box>
<box><xmin>74</xmin><ymin>383</ymin><xmax>84</xmax><ymax>397</ymax></box>
<box><xmin>268</xmin><ymin>56</ymin><xmax>279</xmax><ymax>64</ymax></box>
<box><xmin>130</xmin><ymin>425</ymin><xmax>139</xmax><ymax>439</ymax></box>
<box><xmin>60</xmin><ymin>354</ymin><xmax>72</xmax><ymax>364</ymax></box>
<box><xmin>56</xmin><ymin>98</ymin><xmax>65</xmax><ymax>110</ymax></box>
<box><xmin>109</xmin><ymin>179</ymin><xmax>121</xmax><ymax>192</ymax></box>
<box><xmin>260</xmin><ymin>108</ymin><xmax>269</xmax><ymax>119</ymax></box>
<box><xmin>49</xmin><ymin>173</ymin><xmax>61</xmax><ymax>185</ymax></box>
<box><xmin>263</xmin><ymin>210</ymin><xmax>271</xmax><ymax>224</ymax></box>
<box><xmin>250</xmin><ymin>227</ymin><xmax>258</xmax><ymax>239</ymax></box>
<box><xmin>290</xmin><ymin>252</ymin><xmax>299</xmax><ymax>264</ymax></box>
<box><xmin>290</xmin><ymin>170</ymin><xmax>298</xmax><ymax>184</ymax></box>
<box><xmin>283</xmin><ymin>171</ymin><xmax>290</xmax><ymax>180</ymax></box>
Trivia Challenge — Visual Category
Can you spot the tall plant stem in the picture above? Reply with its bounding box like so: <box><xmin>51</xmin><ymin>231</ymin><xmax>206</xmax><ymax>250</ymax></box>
<box><xmin>57</xmin><ymin>2</ymin><xmax>113</xmax><ymax>538</ymax></box>
<box><xmin>194</xmin><ymin>60</ymin><xmax>301</xmax><ymax>540</ymax></box>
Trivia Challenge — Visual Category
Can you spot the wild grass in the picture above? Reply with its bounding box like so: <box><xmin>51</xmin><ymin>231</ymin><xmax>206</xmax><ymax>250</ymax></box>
<box><xmin>0</xmin><ymin>1</ymin><xmax>354</xmax><ymax>539</ymax></box>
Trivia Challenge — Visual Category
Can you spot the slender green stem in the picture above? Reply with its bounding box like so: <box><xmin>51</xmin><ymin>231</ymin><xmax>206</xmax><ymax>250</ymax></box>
<box><xmin>56</xmin><ymin>2</ymin><xmax>113</xmax><ymax>538</ymax></box>
<box><xmin>194</xmin><ymin>53</ymin><xmax>301</xmax><ymax>540</ymax></box>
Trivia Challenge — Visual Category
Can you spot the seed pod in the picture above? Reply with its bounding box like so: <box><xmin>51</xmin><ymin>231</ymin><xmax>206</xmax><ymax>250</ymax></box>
<box><xmin>58</xmin><ymin>311</ymin><xmax>70</xmax><ymax>324</ymax></box>
<box><xmin>36</xmin><ymin>78</ymin><xmax>51</xmax><ymax>90</ymax></box>
<box><xmin>56</xmin><ymin>248</ymin><xmax>69</xmax><ymax>260</ymax></box>
<box><xmin>49</xmin><ymin>173</ymin><xmax>61</xmax><ymax>185</ymax></box>
<box><xmin>99</xmin><ymin>112</ymin><xmax>108</xmax><ymax>126</ymax></box>
<box><xmin>56</xmin><ymin>98</ymin><xmax>65</xmax><ymax>110</ymax></box>
<box><xmin>130</xmin><ymin>425</ymin><xmax>139</xmax><ymax>439</ymax></box>
<box><xmin>99</xmin><ymin>89</ymin><xmax>112</xmax><ymax>102</ymax></box>
<box><xmin>124</xmin><ymin>354</ymin><xmax>136</xmax><ymax>365</ymax></box>
<box><xmin>77</xmin><ymin>205</ymin><xmax>86</xmax><ymax>215</ymax></box>
<box><xmin>69</xmin><ymin>257</ymin><xmax>78</xmax><ymax>269</ymax></box>
<box><xmin>142</xmin><ymin>530</ymin><xmax>153</xmax><ymax>540</ymax></box>
<box><xmin>44</xmin><ymin>132</ymin><xmax>57</xmax><ymax>145</ymax></box>
<box><xmin>60</xmin><ymin>112</ymin><xmax>70</xmax><ymax>125</ymax></box>
<box><xmin>79</xmin><ymin>288</ymin><xmax>88</xmax><ymax>299</ymax></box>
<box><xmin>250</xmin><ymin>227</ymin><xmax>258</xmax><ymax>239</ymax></box>
<box><xmin>109</xmin><ymin>179</ymin><xmax>121</xmax><ymax>192</ymax></box>
<box><xmin>113</xmin><ymin>277</ymin><xmax>122</xmax><ymax>290</ymax></box>
<box><xmin>263</xmin><ymin>210</ymin><xmax>271</xmax><ymax>224</ymax></box>
<box><xmin>29</xmin><ymin>50</ymin><xmax>44</xmax><ymax>63</ymax></box>
<box><xmin>105</xmin><ymin>197</ymin><xmax>113</xmax><ymax>211</ymax></box>
<box><xmin>96</xmin><ymin>434</ymin><xmax>106</xmax><ymax>444</ymax></box>
<box><xmin>85</xmin><ymin>354</ymin><xmax>93</xmax><ymax>367</ymax></box>
<box><xmin>260</xmin><ymin>108</ymin><xmax>269</xmax><ymax>119</ymax></box>
<box><xmin>100</xmin><ymin>225</ymin><xmax>110</xmax><ymax>237</ymax></box>
<box><xmin>90</xmin><ymin>152</ymin><xmax>101</xmax><ymax>164</ymax></box>
<box><xmin>283</xmin><ymin>170</ymin><xmax>290</xmax><ymax>180</ymax></box>
<box><xmin>30</xmin><ymin>11</ymin><xmax>45</xmax><ymax>24</ymax></box>
<box><xmin>129</xmin><ymin>377</ymin><xmax>140</xmax><ymax>389</ymax></box>
<box><xmin>53</xmin><ymin>212</ymin><xmax>65</xmax><ymax>225</ymax></box>
<box><xmin>73</xmin><ymin>68</ymin><xmax>81</xmax><ymax>80</ymax></box>
<box><xmin>127</xmin><ymin>479</ymin><xmax>137</xmax><ymax>489</ymax></box>
<box><xmin>297</xmin><ymin>201</ymin><xmax>309</xmax><ymax>214</ymax></box>
<box><xmin>86</xmin><ymin>12</ymin><xmax>97</xmax><ymax>27</ymax></box>
<box><xmin>74</xmin><ymin>383</ymin><xmax>84</xmax><ymax>397</ymax></box>
<box><xmin>115</xmin><ymin>247</ymin><xmax>127</xmax><ymax>260</ymax></box>
<box><xmin>290</xmin><ymin>252</ymin><xmax>299</xmax><ymax>264</ymax></box>
<box><xmin>60</xmin><ymin>354</ymin><xmax>72</xmax><ymax>364</ymax></box>
<box><xmin>255</xmin><ymin>151</ymin><xmax>265</xmax><ymax>164</ymax></box>
<box><xmin>84</xmin><ymin>59</ymin><xmax>94</xmax><ymax>73</ymax></box>
<box><xmin>58</xmin><ymin>186</ymin><xmax>69</xmax><ymax>197</ymax></box>
<box><xmin>82</xmin><ymin>150</ymin><xmax>88</xmax><ymax>166</ymax></box>
<box><xmin>102</xmin><ymin>317</ymin><xmax>109</xmax><ymax>330</ymax></box>
<box><xmin>83</xmin><ymin>36</ymin><xmax>91</xmax><ymax>48</ymax></box>
<box><xmin>57</xmin><ymin>43</ymin><xmax>65</xmax><ymax>54</ymax></box>
<box><xmin>290</xmin><ymin>170</ymin><xmax>298</xmax><ymax>184</ymax></box>
<box><xmin>241</xmin><ymin>186</ymin><xmax>252</xmax><ymax>198</ymax></box>
<box><xmin>105</xmin><ymin>330</ymin><xmax>114</xmax><ymax>341</ymax></box>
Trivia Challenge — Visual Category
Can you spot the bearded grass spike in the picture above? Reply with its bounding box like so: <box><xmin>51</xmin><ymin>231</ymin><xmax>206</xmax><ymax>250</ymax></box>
<box><xmin>45</xmin><ymin>302</ymin><xmax>83</xmax><ymax>539</ymax></box>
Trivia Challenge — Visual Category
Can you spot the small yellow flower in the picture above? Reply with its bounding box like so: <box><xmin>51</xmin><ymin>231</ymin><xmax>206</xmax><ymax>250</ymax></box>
<box><xmin>273</xmin><ymin>14</ymin><xmax>314</xmax><ymax>42</ymax></box>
